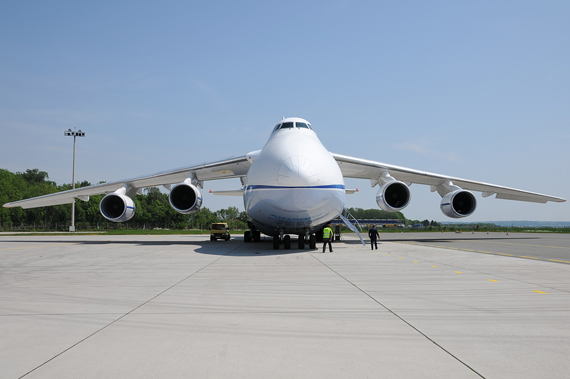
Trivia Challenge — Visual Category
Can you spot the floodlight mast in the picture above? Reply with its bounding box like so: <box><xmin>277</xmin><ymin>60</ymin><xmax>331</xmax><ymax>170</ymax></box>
<box><xmin>64</xmin><ymin>129</ymin><xmax>85</xmax><ymax>232</ymax></box>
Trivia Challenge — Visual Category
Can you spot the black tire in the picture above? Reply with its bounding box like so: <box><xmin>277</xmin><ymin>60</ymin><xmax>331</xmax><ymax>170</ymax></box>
<box><xmin>244</xmin><ymin>231</ymin><xmax>252</xmax><ymax>242</ymax></box>
<box><xmin>297</xmin><ymin>235</ymin><xmax>305</xmax><ymax>249</ymax></box>
<box><xmin>316</xmin><ymin>230</ymin><xmax>323</xmax><ymax>243</ymax></box>
<box><xmin>253</xmin><ymin>230</ymin><xmax>261</xmax><ymax>242</ymax></box>
<box><xmin>309</xmin><ymin>234</ymin><xmax>317</xmax><ymax>249</ymax></box>
<box><xmin>225</xmin><ymin>235</ymin><xmax>230</xmax><ymax>241</ymax></box>
<box><xmin>273</xmin><ymin>235</ymin><xmax>280</xmax><ymax>250</ymax></box>
<box><xmin>210</xmin><ymin>236</ymin><xmax>215</xmax><ymax>241</ymax></box>
<box><xmin>283</xmin><ymin>235</ymin><xmax>291</xmax><ymax>249</ymax></box>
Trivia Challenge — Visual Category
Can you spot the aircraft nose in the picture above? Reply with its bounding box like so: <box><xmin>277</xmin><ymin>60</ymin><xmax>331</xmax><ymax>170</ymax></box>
<box><xmin>267</xmin><ymin>155</ymin><xmax>339</xmax><ymax>212</ymax></box>
<box><xmin>277</xmin><ymin>155</ymin><xmax>319</xmax><ymax>186</ymax></box>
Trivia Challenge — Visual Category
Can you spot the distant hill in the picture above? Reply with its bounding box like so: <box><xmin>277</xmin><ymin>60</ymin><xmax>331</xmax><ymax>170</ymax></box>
<box><xmin>489</xmin><ymin>221</ymin><xmax>570</xmax><ymax>228</ymax></box>
<box><xmin>442</xmin><ymin>221</ymin><xmax>570</xmax><ymax>228</ymax></box>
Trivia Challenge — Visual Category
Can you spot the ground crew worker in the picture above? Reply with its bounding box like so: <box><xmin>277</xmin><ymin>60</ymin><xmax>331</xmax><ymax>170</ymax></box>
<box><xmin>322</xmin><ymin>224</ymin><xmax>333</xmax><ymax>253</ymax></box>
<box><xmin>368</xmin><ymin>225</ymin><xmax>380</xmax><ymax>250</ymax></box>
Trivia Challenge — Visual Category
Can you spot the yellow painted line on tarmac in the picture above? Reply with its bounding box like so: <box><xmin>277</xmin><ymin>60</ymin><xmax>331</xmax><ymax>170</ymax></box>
<box><xmin>413</xmin><ymin>261</ymin><xmax>418</xmax><ymax>263</ymax></box>
<box><xmin>478</xmin><ymin>251</ymin><xmax>493</xmax><ymax>254</ymax></box>
<box><xmin>521</xmin><ymin>256</ymin><xmax>540</xmax><ymax>260</ymax></box>
<box><xmin>432</xmin><ymin>265</ymin><xmax>438</xmax><ymax>267</ymax></box>
<box><xmin>448</xmin><ymin>247</ymin><xmax>459</xmax><ymax>250</ymax></box>
<box><xmin>488</xmin><ymin>279</ymin><xmax>498</xmax><ymax>282</ymax></box>
<box><xmin>463</xmin><ymin>249</ymin><xmax>475</xmax><ymax>252</ymax></box>
<box><xmin>533</xmin><ymin>290</ymin><xmax>547</xmax><ymax>294</ymax></box>
<box><xmin>497</xmin><ymin>253</ymin><xmax>514</xmax><ymax>256</ymax></box>
<box><xmin>476</xmin><ymin>241</ymin><xmax>570</xmax><ymax>250</ymax></box>
<box><xmin>455</xmin><ymin>271</ymin><xmax>463</xmax><ymax>274</ymax></box>
<box><xmin>548</xmin><ymin>259</ymin><xmax>570</xmax><ymax>264</ymax></box>
<box><xmin>0</xmin><ymin>243</ymin><xmax>76</xmax><ymax>252</ymax></box>
<box><xmin>398</xmin><ymin>257</ymin><xmax>404</xmax><ymax>259</ymax></box>
<box><xmin>437</xmin><ymin>246</ymin><xmax>446</xmax><ymax>248</ymax></box>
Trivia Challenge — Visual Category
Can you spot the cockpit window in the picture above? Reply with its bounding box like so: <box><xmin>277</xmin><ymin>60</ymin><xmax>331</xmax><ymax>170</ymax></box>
<box><xmin>273</xmin><ymin>121</ymin><xmax>313</xmax><ymax>132</ymax></box>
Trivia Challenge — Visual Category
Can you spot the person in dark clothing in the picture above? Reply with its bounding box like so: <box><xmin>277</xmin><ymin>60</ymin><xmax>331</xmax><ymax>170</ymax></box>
<box><xmin>368</xmin><ymin>225</ymin><xmax>380</xmax><ymax>250</ymax></box>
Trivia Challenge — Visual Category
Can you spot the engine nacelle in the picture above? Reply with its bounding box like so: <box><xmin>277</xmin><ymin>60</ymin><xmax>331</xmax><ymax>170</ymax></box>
<box><xmin>440</xmin><ymin>190</ymin><xmax>477</xmax><ymax>218</ymax></box>
<box><xmin>169</xmin><ymin>181</ymin><xmax>202</xmax><ymax>214</ymax></box>
<box><xmin>376</xmin><ymin>181</ymin><xmax>411</xmax><ymax>212</ymax></box>
<box><xmin>100</xmin><ymin>192</ymin><xmax>135</xmax><ymax>222</ymax></box>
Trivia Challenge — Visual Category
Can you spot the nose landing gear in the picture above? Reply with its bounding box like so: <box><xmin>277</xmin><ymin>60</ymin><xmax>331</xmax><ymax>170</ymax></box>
<box><xmin>244</xmin><ymin>229</ymin><xmax>261</xmax><ymax>243</ymax></box>
<box><xmin>272</xmin><ymin>231</ymin><xmax>317</xmax><ymax>250</ymax></box>
<box><xmin>297</xmin><ymin>235</ymin><xmax>305</xmax><ymax>249</ymax></box>
<box><xmin>309</xmin><ymin>234</ymin><xmax>316</xmax><ymax>249</ymax></box>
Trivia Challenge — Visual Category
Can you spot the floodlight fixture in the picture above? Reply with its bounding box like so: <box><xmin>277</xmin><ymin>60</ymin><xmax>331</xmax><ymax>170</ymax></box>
<box><xmin>64</xmin><ymin>128</ymin><xmax>86</xmax><ymax>232</ymax></box>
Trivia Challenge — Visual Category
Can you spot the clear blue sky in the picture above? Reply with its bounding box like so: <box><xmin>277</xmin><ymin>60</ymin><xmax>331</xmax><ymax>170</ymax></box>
<box><xmin>1</xmin><ymin>1</ymin><xmax>568</xmax><ymax>222</ymax></box>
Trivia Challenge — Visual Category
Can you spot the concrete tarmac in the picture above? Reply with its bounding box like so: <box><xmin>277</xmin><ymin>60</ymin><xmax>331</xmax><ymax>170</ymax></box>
<box><xmin>1</xmin><ymin>233</ymin><xmax>569</xmax><ymax>378</ymax></box>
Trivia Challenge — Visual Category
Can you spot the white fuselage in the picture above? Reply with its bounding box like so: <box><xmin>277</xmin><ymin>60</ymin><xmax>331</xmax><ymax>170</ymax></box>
<box><xmin>243</xmin><ymin>122</ymin><xmax>345</xmax><ymax>235</ymax></box>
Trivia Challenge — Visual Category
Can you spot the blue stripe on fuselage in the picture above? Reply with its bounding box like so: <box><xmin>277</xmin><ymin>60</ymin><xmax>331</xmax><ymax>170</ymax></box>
<box><xmin>246</xmin><ymin>184</ymin><xmax>345</xmax><ymax>190</ymax></box>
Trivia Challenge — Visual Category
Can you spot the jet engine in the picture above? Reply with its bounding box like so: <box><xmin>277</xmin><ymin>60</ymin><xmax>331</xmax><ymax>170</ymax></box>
<box><xmin>169</xmin><ymin>180</ymin><xmax>202</xmax><ymax>214</ymax></box>
<box><xmin>440</xmin><ymin>190</ymin><xmax>477</xmax><ymax>218</ymax></box>
<box><xmin>100</xmin><ymin>191</ymin><xmax>135</xmax><ymax>222</ymax></box>
<box><xmin>376</xmin><ymin>180</ymin><xmax>411</xmax><ymax>212</ymax></box>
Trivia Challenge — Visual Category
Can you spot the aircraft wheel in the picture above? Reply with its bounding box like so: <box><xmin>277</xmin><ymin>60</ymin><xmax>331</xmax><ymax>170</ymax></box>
<box><xmin>283</xmin><ymin>235</ymin><xmax>291</xmax><ymax>249</ymax></box>
<box><xmin>297</xmin><ymin>235</ymin><xmax>305</xmax><ymax>249</ymax></box>
<box><xmin>309</xmin><ymin>234</ymin><xmax>317</xmax><ymax>249</ymax></box>
<box><xmin>273</xmin><ymin>235</ymin><xmax>280</xmax><ymax>250</ymax></box>
<box><xmin>244</xmin><ymin>231</ymin><xmax>252</xmax><ymax>242</ymax></box>
<box><xmin>316</xmin><ymin>231</ymin><xmax>323</xmax><ymax>243</ymax></box>
<box><xmin>253</xmin><ymin>230</ymin><xmax>261</xmax><ymax>242</ymax></box>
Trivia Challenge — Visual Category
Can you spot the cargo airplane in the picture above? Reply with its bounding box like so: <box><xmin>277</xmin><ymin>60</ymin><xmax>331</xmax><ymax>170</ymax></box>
<box><xmin>3</xmin><ymin>117</ymin><xmax>565</xmax><ymax>249</ymax></box>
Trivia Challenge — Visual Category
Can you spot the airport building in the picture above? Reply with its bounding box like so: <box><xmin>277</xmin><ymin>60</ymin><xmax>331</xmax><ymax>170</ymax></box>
<box><xmin>331</xmin><ymin>219</ymin><xmax>405</xmax><ymax>228</ymax></box>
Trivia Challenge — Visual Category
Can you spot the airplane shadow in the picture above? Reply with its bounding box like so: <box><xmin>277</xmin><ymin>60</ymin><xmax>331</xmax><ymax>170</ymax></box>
<box><xmin>1</xmin><ymin>234</ymin><xmax>543</xmax><ymax>257</ymax></box>
<box><xmin>1</xmin><ymin>237</ymin><xmax>318</xmax><ymax>257</ymax></box>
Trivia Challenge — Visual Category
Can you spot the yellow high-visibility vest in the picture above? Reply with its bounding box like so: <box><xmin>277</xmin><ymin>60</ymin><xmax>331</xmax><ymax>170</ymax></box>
<box><xmin>323</xmin><ymin>227</ymin><xmax>332</xmax><ymax>239</ymax></box>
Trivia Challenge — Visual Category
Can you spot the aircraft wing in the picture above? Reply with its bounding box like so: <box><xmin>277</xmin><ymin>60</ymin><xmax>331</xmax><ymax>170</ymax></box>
<box><xmin>332</xmin><ymin>153</ymin><xmax>566</xmax><ymax>204</ymax></box>
<box><xmin>3</xmin><ymin>155</ymin><xmax>252</xmax><ymax>209</ymax></box>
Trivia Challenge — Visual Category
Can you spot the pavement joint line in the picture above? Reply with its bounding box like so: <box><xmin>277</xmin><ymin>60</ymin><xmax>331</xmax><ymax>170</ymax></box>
<box><xmin>466</xmin><ymin>241</ymin><xmax>570</xmax><ymax>250</ymax></box>
<box><xmin>372</xmin><ymin>236</ymin><xmax>570</xmax><ymax>295</ymax></box>
<box><xmin>0</xmin><ymin>243</ymin><xmax>161</xmax><ymax>288</ymax></box>
<box><xmin>0</xmin><ymin>243</ymin><xmax>77</xmax><ymax>252</ymax></box>
<box><xmin>17</xmin><ymin>243</ymin><xmax>239</xmax><ymax>379</ymax></box>
<box><xmin>391</xmin><ymin>240</ymin><xmax>570</xmax><ymax>266</ymax></box>
<box><xmin>307</xmin><ymin>252</ymin><xmax>485</xmax><ymax>378</ymax></box>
